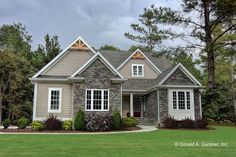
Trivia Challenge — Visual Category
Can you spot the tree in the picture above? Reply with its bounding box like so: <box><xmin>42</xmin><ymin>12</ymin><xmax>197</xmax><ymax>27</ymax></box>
<box><xmin>124</xmin><ymin>6</ymin><xmax>169</xmax><ymax>52</ymax></box>
<box><xmin>128</xmin><ymin>45</ymin><xmax>149</xmax><ymax>52</ymax></box>
<box><xmin>129</xmin><ymin>1</ymin><xmax>236</xmax><ymax>90</ymax></box>
<box><xmin>171</xmin><ymin>51</ymin><xmax>203</xmax><ymax>83</ymax></box>
<box><xmin>0</xmin><ymin>23</ymin><xmax>32</xmax><ymax>58</ymax></box>
<box><xmin>0</xmin><ymin>23</ymin><xmax>33</xmax><ymax>123</ymax></box>
<box><xmin>33</xmin><ymin>34</ymin><xmax>61</xmax><ymax>71</ymax></box>
<box><xmin>100</xmin><ymin>44</ymin><xmax>120</xmax><ymax>51</ymax></box>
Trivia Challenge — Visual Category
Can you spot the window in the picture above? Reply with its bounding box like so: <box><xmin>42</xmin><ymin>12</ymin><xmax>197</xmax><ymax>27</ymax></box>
<box><xmin>132</xmin><ymin>64</ymin><xmax>144</xmax><ymax>77</ymax></box>
<box><xmin>48</xmin><ymin>88</ymin><xmax>62</xmax><ymax>112</ymax></box>
<box><xmin>172</xmin><ymin>90</ymin><xmax>191</xmax><ymax>110</ymax></box>
<box><xmin>85</xmin><ymin>89</ymin><xmax>109</xmax><ymax>111</ymax></box>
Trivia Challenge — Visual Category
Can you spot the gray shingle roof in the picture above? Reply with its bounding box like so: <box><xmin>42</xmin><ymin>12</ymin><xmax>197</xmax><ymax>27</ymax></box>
<box><xmin>99</xmin><ymin>50</ymin><xmax>172</xmax><ymax>71</ymax></box>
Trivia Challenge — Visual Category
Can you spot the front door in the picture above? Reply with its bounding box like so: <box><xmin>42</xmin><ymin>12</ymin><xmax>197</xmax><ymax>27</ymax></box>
<box><xmin>133</xmin><ymin>97</ymin><xmax>141</xmax><ymax>117</ymax></box>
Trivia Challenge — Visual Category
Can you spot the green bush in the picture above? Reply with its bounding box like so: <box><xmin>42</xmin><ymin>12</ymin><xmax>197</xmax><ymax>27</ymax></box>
<box><xmin>31</xmin><ymin>121</ymin><xmax>44</xmax><ymax>131</ymax></box>
<box><xmin>63</xmin><ymin>120</ymin><xmax>73</xmax><ymax>130</ymax></box>
<box><xmin>17</xmin><ymin>117</ymin><xmax>30</xmax><ymax>129</ymax></box>
<box><xmin>122</xmin><ymin>117</ymin><xmax>137</xmax><ymax>127</ymax></box>
<box><xmin>2</xmin><ymin>119</ymin><xmax>11</xmax><ymax>129</ymax></box>
<box><xmin>74</xmin><ymin>109</ymin><xmax>85</xmax><ymax>130</ymax></box>
<box><xmin>112</xmin><ymin>110</ymin><xmax>122</xmax><ymax>130</ymax></box>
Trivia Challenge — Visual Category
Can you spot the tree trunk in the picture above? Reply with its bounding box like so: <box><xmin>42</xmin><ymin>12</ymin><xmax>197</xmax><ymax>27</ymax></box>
<box><xmin>203</xmin><ymin>0</ymin><xmax>215</xmax><ymax>90</ymax></box>
<box><xmin>0</xmin><ymin>90</ymin><xmax>2</xmax><ymax>124</ymax></box>
<box><xmin>230</xmin><ymin>59</ymin><xmax>236</xmax><ymax>121</ymax></box>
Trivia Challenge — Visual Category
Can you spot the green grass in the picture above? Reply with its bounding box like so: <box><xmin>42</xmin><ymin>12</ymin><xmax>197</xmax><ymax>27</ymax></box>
<box><xmin>0</xmin><ymin>126</ymin><xmax>235</xmax><ymax>157</ymax></box>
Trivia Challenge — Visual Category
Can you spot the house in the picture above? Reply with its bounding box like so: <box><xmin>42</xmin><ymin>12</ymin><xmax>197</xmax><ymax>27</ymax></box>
<box><xmin>30</xmin><ymin>37</ymin><xmax>203</xmax><ymax>126</ymax></box>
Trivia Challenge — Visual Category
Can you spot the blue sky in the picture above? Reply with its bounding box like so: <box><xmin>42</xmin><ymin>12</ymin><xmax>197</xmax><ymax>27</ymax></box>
<box><xmin>0</xmin><ymin>0</ymin><xmax>181</xmax><ymax>50</ymax></box>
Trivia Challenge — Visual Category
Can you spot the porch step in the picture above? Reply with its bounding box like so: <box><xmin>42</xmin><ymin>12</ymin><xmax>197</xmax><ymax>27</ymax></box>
<box><xmin>136</xmin><ymin>118</ymin><xmax>153</xmax><ymax>125</ymax></box>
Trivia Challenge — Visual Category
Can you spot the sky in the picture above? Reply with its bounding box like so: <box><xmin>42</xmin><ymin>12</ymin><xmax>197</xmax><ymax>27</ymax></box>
<box><xmin>0</xmin><ymin>0</ymin><xmax>182</xmax><ymax>50</ymax></box>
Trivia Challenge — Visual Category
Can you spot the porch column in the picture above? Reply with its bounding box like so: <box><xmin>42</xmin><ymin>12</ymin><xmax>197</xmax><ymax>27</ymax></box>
<box><xmin>130</xmin><ymin>93</ymin><xmax>134</xmax><ymax>117</ymax></box>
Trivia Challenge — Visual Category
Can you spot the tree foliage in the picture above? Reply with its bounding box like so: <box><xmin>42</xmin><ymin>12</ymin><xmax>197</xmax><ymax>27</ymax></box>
<box><xmin>126</xmin><ymin>1</ymin><xmax>236</xmax><ymax>89</ymax></box>
<box><xmin>100</xmin><ymin>44</ymin><xmax>120</xmax><ymax>51</ymax></box>
<box><xmin>125</xmin><ymin>6</ymin><xmax>170</xmax><ymax>52</ymax></box>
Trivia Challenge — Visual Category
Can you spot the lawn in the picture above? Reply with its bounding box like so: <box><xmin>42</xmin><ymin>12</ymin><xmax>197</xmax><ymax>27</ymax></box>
<box><xmin>0</xmin><ymin>126</ymin><xmax>235</xmax><ymax>157</ymax></box>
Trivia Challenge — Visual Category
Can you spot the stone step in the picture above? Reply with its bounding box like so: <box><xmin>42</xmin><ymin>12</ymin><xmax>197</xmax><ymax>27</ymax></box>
<box><xmin>136</xmin><ymin>118</ymin><xmax>153</xmax><ymax>125</ymax></box>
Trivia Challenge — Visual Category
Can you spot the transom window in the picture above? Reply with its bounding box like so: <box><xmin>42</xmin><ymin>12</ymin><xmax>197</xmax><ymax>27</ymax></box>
<box><xmin>48</xmin><ymin>88</ymin><xmax>62</xmax><ymax>112</ymax></box>
<box><xmin>86</xmin><ymin>89</ymin><xmax>109</xmax><ymax>111</ymax></box>
<box><xmin>172</xmin><ymin>90</ymin><xmax>191</xmax><ymax>110</ymax></box>
<box><xmin>132</xmin><ymin>64</ymin><xmax>144</xmax><ymax>77</ymax></box>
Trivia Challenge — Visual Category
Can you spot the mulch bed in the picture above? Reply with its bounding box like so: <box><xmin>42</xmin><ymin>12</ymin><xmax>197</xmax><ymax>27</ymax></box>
<box><xmin>0</xmin><ymin>126</ymin><xmax>141</xmax><ymax>133</ymax></box>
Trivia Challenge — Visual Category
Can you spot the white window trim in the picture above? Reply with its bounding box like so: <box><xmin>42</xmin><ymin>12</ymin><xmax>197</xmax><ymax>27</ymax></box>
<box><xmin>132</xmin><ymin>64</ymin><xmax>144</xmax><ymax>77</ymax></box>
<box><xmin>171</xmin><ymin>89</ymin><xmax>192</xmax><ymax>110</ymax></box>
<box><xmin>48</xmin><ymin>88</ymin><xmax>62</xmax><ymax>113</ymax></box>
<box><xmin>85</xmin><ymin>89</ymin><xmax>109</xmax><ymax>111</ymax></box>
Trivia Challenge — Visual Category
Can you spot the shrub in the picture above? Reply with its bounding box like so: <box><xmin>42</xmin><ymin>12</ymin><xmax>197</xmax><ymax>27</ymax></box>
<box><xmin>207</xmin><ymin>118</ymin><xmax>216</xmax><ymax>125</ymax></box>
<box><xmin>31</xmin><ymin>121</ymin><xmax>44</xmax><ymax>131</ymax></box>
<box><xmin>163</xmin><ymin>117</ymin><xmax>178</xmax><ymax>129</ymax></box>
<box><xmin>195</xmin><ymin>119</ymin><xmax>208</xmax><ymax>128</ymax></box>
<box><xmin>63</xmin><ymin>120</ymin><xmax>73</xmax><ymax>130</ymax></box>
<box><xmin>44</xmin><ymin>114</ymin><xmax>62</xmax><ymax>130</ymax></box>
<box><xmin>85</xmin><ymin>113</ymin><xmax>113</xmax><ymax>131</ymax></box>
<box><xmin>122</xmin><ymin>117</ymin><xmax>137</xmax><ymax>127</ymax></box>
<box><xmin>74</xmin><ymin>109</ymin><xmax>85</xmax><ymax>130</ymax></box>
<box><xmin>179</xmin><ymin>118</ymin><xmax>195</xmax><ymax>129</ymax></box>
<box><xmin>2</xmin><ymin>119</ymin><xmax>11</xmax><ymax>129</ymax></box>
<box><xmin>222</xmin><ymin>120</ymin><xmax>233</xmax><ymax>126</ymax></box>
<box><xmin>17</xmin><ymin>117</ymin><xmax>30</xmax><ymax>129</ymax></box>
<box><xmin>112</xmin><ymin>111</ymin><xmax>122</xmax><ymax>130</ymax></box>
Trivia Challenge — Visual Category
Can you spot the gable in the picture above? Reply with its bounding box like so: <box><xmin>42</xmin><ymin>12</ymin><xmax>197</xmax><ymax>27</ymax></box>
<box><xmin>163</xmin><ymin>68</ymin><xmax>196</xmax><ymax>85</ymax></box>
<box><xmin>78</xmin><ymin>58</ymin><xmax>118</xmax><ymax>79</ymax></box>
<box><xmin>32</xmin><ymin>37</ymin><xmax>96</xmax><ymax>78</ymax></box>
<box><xmin>43</xmin><ymin>50</ymin><xmax>93</xmax><ymax>76</ymax></box>
<box><xmin>119</xmin><ymin>58</ymin><xmax>160</xmax><ymax>79</ymax></box>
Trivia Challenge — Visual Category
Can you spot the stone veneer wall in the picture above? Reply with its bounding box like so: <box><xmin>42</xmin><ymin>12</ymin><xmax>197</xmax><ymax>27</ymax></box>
<box><xmin>194</xmin><ymin>89</ymin><xmax>201</xmax><ymax>119</ymax></box>
<box><xmin>144</xmin><ymin>90</ymin><xmax>158</xmax><ymax>122</ymax></box>
<box><xmin>164</xmin><ymin>68</ymin><xmax>195</xmax><ymax>85</ymax></box>
<box><xmin>73</xmin><ymin>59</ymin><xmax>122</xmax><ymax>117</ymax></box>
<box><xmin>159</xmin><ymin>89</ymin><xmax>168</xmax><ymax>126</ymax></box>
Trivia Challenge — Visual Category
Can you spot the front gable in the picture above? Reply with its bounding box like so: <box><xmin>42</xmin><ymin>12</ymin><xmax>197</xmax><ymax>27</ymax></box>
<box><xmin>78</xmin><ymin>58</ymin><xmax>117</xmax><ymax>79</ymax></box>
<box><xmin>159</xmin><ymin>63</ymin><xmax>202</xmax><ymax>86</ymax></box>
<box><xmin>118</xmin><ymin>49</ymin><xmax>161</xmax><ymax>79</ymax></box>
<box><xmin>163</xmin><ymin>68</ymin><xmax>196</xmax><ymax>85</ymax></box>
<box><xmin>32</xmin><ymin>37</ymin><xmax>96</xmax><ymax>78</ymax></box>
<box><xmin>71</xmin><ymin>52</ymin><xmax>124</xmax><ymax>79</ymax></box>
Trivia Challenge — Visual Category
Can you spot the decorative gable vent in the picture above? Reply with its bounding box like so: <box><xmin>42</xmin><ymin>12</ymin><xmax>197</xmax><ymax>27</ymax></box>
<box><xmin>70</xmin><ymin>39</ymin><xmax>89</xmax><ymax>50</ymax></box>
<box><xmin>132</xmin><ymin>50</ymin><xmax>144</xmax><ymax>59</ymax></box>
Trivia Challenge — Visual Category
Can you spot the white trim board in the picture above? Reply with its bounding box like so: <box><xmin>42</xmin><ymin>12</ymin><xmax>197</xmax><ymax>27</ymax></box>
<box><xmin>117</xmin><ymin>49</ymin><xmax>162</xmax><ymax>74</ymax></box>
<box><xmin>32</xmin><ymin>36</ymin><xmax>96</xmax><ymax>78</ymax></box>
<box><xmin>158</xmin><ymin>63</ymin><xmax>202</xmax><ymax>86</ymax></box>
<box><xmin>71</xmin><ymin>52</ymin><xmax>124</xmax><ymax>78</ymax></box>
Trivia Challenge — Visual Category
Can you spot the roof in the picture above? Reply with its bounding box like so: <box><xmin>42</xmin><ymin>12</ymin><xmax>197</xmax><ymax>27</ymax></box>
<box><xmin>122</xmin><ymin>79</ymin><xmax>158</xmax><ymax>91</ymax></box>
<box><xmin>99</xmin><ymin>50</ymin><xmax>172</xmax><ymax>71</ymax></box>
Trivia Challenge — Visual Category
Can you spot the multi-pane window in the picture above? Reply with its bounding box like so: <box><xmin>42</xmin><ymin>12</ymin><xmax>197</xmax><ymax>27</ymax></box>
<box><xmin>172</xmin><ymin>90</ymin><xmax>191</xmax><ymax>110</ymax></box>
<box><xmin>86</xmin><ymin>89</ymin><xmax>109</xmax><ymax>111</ymax></box>
<box><xmin>173</xmin><ymin>92</ymin><xmax>177</xmax><ymax>109</ymax></box>
<box><xmin>132</xmin><ymin>64</ymin><xmax>144</xmax><ymax>77</ymax></box>
<box><xmin>48</xmin><ymin>88</ymin><xmax>62</xmax><ymax>112</ymax></box>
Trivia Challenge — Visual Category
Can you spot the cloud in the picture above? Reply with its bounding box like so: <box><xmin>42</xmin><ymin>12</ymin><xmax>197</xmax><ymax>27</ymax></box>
<box><xmin>0</xmin><ymin>0</ymin><xmax>182</xmax><ymax>50</ymax></box>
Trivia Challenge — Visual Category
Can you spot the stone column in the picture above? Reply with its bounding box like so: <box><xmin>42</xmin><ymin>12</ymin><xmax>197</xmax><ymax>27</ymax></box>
<box><xmin>130</xmin><ymin>93</ymin><xmax>133</xmax><ymax>117</ymax></box>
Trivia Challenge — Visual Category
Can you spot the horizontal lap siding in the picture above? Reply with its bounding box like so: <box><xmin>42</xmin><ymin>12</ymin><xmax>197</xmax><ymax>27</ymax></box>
<box><xmin>36</xmin><ymin>83</ymin><xmax>72</xmax><ymax>119</ymax></box>
<box><xmin>119</xmin><ymin>59</ymin><xmax>160</xmax><ymax>79</ymax></box>
<box><xmin>43</xmin><ymin>50</ymin><xmax>93</xmax><ymax>76</ymax></box>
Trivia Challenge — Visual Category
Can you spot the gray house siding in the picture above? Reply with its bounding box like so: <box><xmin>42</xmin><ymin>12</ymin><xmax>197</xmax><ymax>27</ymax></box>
<box><xmin>73</xmin><ymin>59</ymin><xmax>122</xmax><ymax>116</ymax></box>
